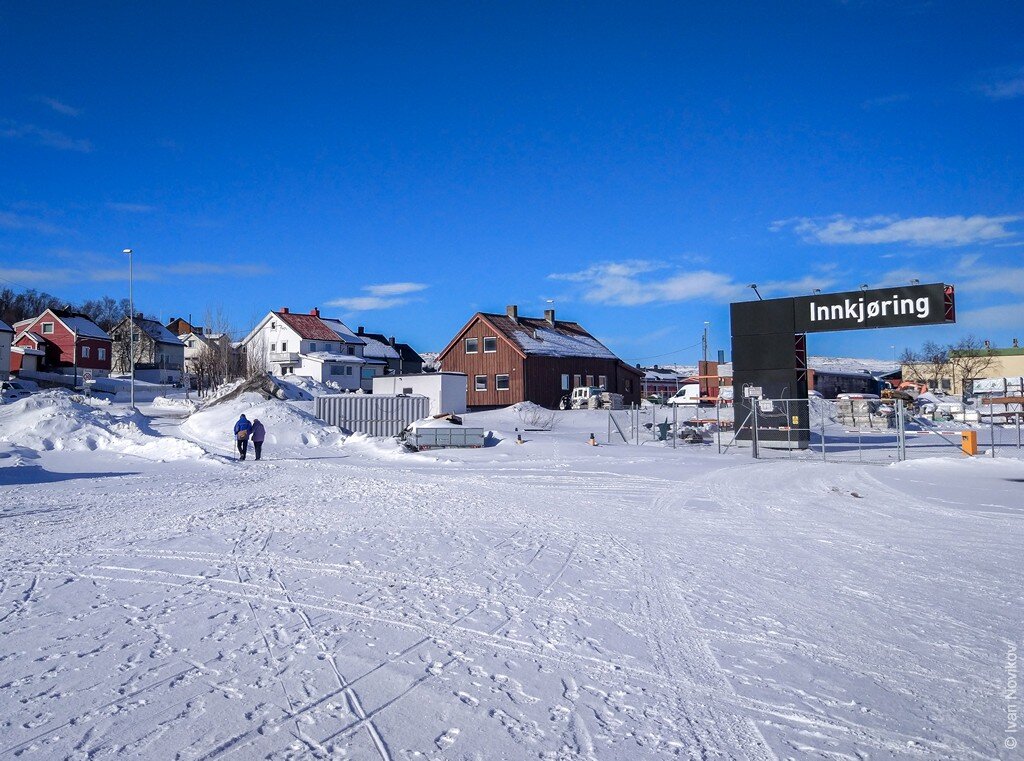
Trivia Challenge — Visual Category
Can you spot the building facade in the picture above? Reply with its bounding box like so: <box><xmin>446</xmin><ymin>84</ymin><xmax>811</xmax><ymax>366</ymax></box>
<box><xmin>0</xmin><ymin>320</ymin><xmax>12</xmax><ymax>378</ymax></box>
<box><xmin>437</xmin><ymin>305</ymin><xmax>643</xmax><ymax>409</ymax></box>
<box><xmin>110</xmin><ymin>316</ymin><xmax>186</xmax><ymax>384</ymax></box>
<box><xmin>12</xmin><ymin>309</ymin><xmax>112</xmax><ymax>377</ymax></box>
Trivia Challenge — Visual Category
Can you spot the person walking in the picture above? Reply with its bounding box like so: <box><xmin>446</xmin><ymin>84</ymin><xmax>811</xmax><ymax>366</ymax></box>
<box><xmin>251</xmin><ymin>418</ymin><xmax>266</xmax><ymax>461</ymax></box>
<box><xmin>234</xmin><ymin>414</ymin><xmax>252</xmax><ymax>460</ymax></box>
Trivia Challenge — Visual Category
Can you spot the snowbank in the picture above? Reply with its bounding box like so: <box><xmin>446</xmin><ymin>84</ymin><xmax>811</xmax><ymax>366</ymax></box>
<box><xmin>182</xmin><ymin>392</ymin><xmax>344</xmax><ymax>449</ymax></box>
<box><xmin>152</xmin><ymin>396</ymin><xmax>200</xmax><ymax>412</ymax></box>
<box><xmin>0</xmin><ymin>390</ymin><xmax>205</xmax><ymax>461</ymax></box>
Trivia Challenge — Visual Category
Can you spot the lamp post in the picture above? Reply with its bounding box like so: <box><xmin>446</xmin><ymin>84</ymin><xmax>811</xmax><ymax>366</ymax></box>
<box><xmin>123</xmin><ymin>248</ymin><xmax>135</xmax><ymax>410</ymax></box>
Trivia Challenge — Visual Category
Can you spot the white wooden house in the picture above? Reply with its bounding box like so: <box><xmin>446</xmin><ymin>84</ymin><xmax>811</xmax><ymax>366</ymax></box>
<box><xmin>240</xmin><ymin>308</ymin><xmax>387</xmax><ymax>390</ymax></box>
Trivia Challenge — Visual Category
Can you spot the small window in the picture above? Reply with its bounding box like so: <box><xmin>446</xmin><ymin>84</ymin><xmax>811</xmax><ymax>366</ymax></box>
<box><xmin>496</xmin><ymin>374</ymin><xmax>510</xmax><ymax>391</ymax></box>
<box><xmin>586</xmin><ymin>375</ymin><xmax>594</xmax><ymax>386</ymax></box>
<box><xmin>81</xmin><ymin>346</ymin><xmax>91</xmax><ymax>358</ymax></box>
<box><xmin>98</xmin><ymin>348</ymin><xmax>106</xmax><ymax>361</ymax></box>
<box><xmin>483</xmin><ymin>337</ymin><xmax>497</xmax><ymax>353</ymax></box>
<box><xmin>465</xmin><ymin>337</ymin><xmax>479</xmax><ymax>354</ymax></box>
<box><xmin>270</xmin><ymin>343</ymin><xmax>277</xmax><ymax>352</ymax></box>
<box><xmin>561</xmin><ymin>374</ymin><xmax>570</xmax><ymax>391</ymax></box>
<box><xmin>598</xmin><ymin>375</ymin><xmax>607</xmax><ymax>389</ymax></box>
<box><xmin>475</xmin><ymin>374</ymin><xmax>488</xmax><ymax>391</ymax></box>
<box><xmin>573</xmin><ymin>374</ymin><xmax>581</xmax><ymax>387</ymax></box>
<box><xmin>403</xmin><ymin>387</ymin><xmax>413</xmax><ymax>394</ymax></box>
<box><xmin>42</xmin><ymin>322</ymin><xmax>54</xmax><ymax>334</ymax></box>
<box><xmin>281</xmin><ymin>342</ymin><xmax>288</xmax><ymax>351</ymax></box>
<box><xmin>309</xmin><ymin>342</ymin><xmax>317</xmax><ymax>352</ymax></box>
<box><xmin>347</xmin><ymin>346</ymin><xmax>355</xmax><ymax>355</ymax></box>
<box><xmin>270</xmin><ymin>321</ymin><xmax>277</xmax><ymax>329</ymax></box>
<box><xmin>625</xmin><ymin>379</ymin><xmax>632</xmax><ymax>392</ymax></box>
<box><xmin>330</xmin><ymin>365</ymin><xmax>343</xmax><ymax>376</ymax></box>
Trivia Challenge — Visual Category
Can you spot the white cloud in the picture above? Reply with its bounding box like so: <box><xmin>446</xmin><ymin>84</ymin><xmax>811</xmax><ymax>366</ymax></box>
<box><xmin>0</xmin><ymin>261</ymin><xmax>271</xmax><ymax>286</ymax></box>
<box><xmin>980</xmin><ymin>69</ymin><xmax>1024</xmax><ymax>100</ymax></box>
<box><xmin>364</xmin><ymin>282</ymin><xmax>428</xmax><ymax>297</ymax></box>
<box><xmin>956</xmin><ymin>303</ymin><xmax>1024</xmax><ymax>331</ymax></box>
<box><xmin>106</xmin><ymin>202</ymin><xmax>157</xmax><ymax>213</ymax></box>
<box><xmin>0</xmin><ymin>121</ymin><xmax>93</xmax><ymax>152</ymax></box>
<box><xmin>326</xmin><ymin>282</ymin><xmax>429</xmax><ymax>311</ymax></box>
<box><xmin>35</xmin><ymin>96</ymin><xmax>81</xmax><ymax>116</ymax></box>
<box><xmin>0</xmin><ymin>210</ymin><xmax>67</xmax><ymax>236</ymax></box>
<box><xmin>773</xmin><ymin>214</ymin><xmax>1021</xmax><ymax>246</ymax></box>
<box><xmin>549</xmin><ymin>261</ymin><xmax>829</xmax><ymax>307</ymax></box>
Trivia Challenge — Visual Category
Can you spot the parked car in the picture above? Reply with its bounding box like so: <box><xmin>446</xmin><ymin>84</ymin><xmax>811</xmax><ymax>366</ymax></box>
<box><xmin>1</xmin><ymin>380</ymin><xmax>33</xmax><ymax>403</ymax></box>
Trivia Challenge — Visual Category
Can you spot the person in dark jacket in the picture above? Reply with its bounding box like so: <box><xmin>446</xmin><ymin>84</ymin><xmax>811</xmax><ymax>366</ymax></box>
<box><xmin>233</xmin><ymin>414</ymin><xmax>252</xmax><ymax>460</ymax></box>
<box><xmin>251</xmin><ymin>418</ymin><xmax>266</xmax><ymax>461</ymax></box>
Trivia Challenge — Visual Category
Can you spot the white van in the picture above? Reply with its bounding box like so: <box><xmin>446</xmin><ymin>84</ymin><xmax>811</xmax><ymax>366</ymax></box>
<box><xmin>666</xmin><ymin>383</ymin><xmax>701</xmax><ymax>406</ymax></box>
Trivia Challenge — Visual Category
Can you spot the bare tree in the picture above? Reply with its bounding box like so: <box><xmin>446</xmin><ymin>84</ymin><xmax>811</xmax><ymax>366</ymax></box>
<box><xmin>947</xmin><ymin>335</ymin><xmax>996</xmax><ymax>394</ymax></box>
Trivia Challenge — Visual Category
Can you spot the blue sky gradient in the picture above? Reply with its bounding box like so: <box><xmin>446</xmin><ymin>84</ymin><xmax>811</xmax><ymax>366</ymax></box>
<box><xmin>2</xmin><ymin>2</ymin><xmax>1022</xmax><ymax>363</ymax></box>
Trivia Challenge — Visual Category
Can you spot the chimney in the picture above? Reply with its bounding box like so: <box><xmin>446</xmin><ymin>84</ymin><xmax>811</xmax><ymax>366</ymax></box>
<box><xmin>389</xmin><ymin>336</ymin><xmax>396</xmax><ymax>347</ymax></box>
<box><xmin>281</xmin><ymin>307</ymin><xmax>290</xmax><ymax>314</ymax></box>
<box><xmin>544</xmin><ymin>308</ymin><xmax>555</xmax><ymax>326</ymax></box>
<box><xmin>506</xmin><ymin>304</ymin><xmax>518</xmax><ymax>323</ymax></box>
<box><xmin>310</xmin><ymin>307</ymin><xmax>320</xmax><ymax>317</ymax></box>
<box><xmin>357</xmin><ymin>326</ymin><xmax>364</xmax><ymax>335</ymax></box>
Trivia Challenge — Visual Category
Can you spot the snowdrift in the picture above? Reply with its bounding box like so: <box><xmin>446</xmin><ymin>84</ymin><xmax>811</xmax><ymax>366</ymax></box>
<box><xmin>0</xmin><ymin>390</ymin><xmax>205</xmax><ymax>461</ymax></box>
<box><xmin>182</xmin><ymin>392</ymin><xmax>344</xmax><ymax>449</ymax></box>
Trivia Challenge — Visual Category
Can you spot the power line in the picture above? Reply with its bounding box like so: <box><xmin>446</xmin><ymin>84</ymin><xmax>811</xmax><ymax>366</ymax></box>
<box><xmin>630</xmin><ymin>341</ymin><xmax>702</xmax><ymax>363</ymax></box>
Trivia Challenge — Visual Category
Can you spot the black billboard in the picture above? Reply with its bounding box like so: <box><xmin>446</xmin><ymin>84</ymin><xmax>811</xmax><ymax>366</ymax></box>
<box><xmin>793</xmin><ymin>283</ymin><xmax>953</xmax><ymax>334</ymax></box>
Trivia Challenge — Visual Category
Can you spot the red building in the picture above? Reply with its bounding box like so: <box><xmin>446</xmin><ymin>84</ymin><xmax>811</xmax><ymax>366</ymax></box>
<box><xmin>12</xmin><ymin>309</ymin><xmax>112</xmax><ymax>376</ymax></box>
<box><xmin>438</xmin><ymin>305</ymin><xmax>642</xmax><ymax>410</ymax></box>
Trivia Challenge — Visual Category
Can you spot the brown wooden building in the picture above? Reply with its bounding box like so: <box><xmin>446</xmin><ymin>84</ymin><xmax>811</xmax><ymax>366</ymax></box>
<box><xmin>437</xmin><ymin>305</ymin><xmax>643</xmax><ymax>409</ymax></box>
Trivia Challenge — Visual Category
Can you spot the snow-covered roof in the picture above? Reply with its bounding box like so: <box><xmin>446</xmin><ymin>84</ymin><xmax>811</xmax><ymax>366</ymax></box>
<box><xmin>303</xmin><ymin>352</ymin><xmax>367</xmax><ymax>363</ymax></box>
<box><xmin>12</xmin><ymin>346</ymin><xmax>44</xmax><ymax>356</ymax></box>
<box><xmin>808</xmin><ymin>356</ymin><xmax>898</xmax><ymax>376</ymax></box>
<box><xmin>360</xmin><ymin>335</ymin><xmax>401</xmax><ymax>360</ymax></box>
<box><xmin>508</xmin><ymin>323</ymin><xmax>616</xmax><ymax>359</ymax></box>
<box><xmin>0</xmin><ymin>319</ymin><xmax>12</xmax><ymax>333</ymax></box>
<box><xmin>60</xmin><ymin>315</ymin><xmax>110</xmax><ymax>340</ymax></box>
<box><xmin>132</xmin><ymin>317</ymin><xmax>182</xmax><ymax>346</ymax></box>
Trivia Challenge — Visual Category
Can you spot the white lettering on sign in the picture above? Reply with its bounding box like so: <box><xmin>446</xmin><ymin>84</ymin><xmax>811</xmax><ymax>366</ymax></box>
<box><xmin>808</xmin><ymin>295</ymin><xmax>930</xmax><ymax>325</ymax></box>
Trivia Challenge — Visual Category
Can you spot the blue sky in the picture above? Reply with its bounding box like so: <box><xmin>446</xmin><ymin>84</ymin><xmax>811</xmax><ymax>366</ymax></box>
<box><xmin>2</xmin><ymin>1</ymin><xmax>1022</xmax><ymax>364</ymax></box>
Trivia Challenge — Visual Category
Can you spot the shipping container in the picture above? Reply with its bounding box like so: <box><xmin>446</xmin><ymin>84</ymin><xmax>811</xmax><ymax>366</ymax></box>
<box><xmin>315</xmin><ymin>394</ymin><xmax>429</xmax><ymax>437</ymax></box>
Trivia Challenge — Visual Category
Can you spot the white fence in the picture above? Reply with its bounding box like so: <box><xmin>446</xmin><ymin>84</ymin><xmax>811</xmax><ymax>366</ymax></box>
<box><xmin>315</xmin><ymin>394</ymin><xmax>429</xmax><ymax>437</ymax></box>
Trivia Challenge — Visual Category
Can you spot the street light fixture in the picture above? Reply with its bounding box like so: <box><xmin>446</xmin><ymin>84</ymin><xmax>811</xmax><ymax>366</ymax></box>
<box><xmin>123</xmin><ymin>248</ymin><xmax>135</xmax><ymax>410</ymax></box>
<box><xmin>747</xmin><ymin>284</ymin><xmax>762</xmax><ymax>300</ymax></box>
<box><xmin>860</xmin><ymin>284</ymin><xmax>869</xmax><ymax>291</ymax></box>
<box><xmin>909</xmin><ymin>279</ymin><xmax>920</xmax><ymax>286</ymax></box>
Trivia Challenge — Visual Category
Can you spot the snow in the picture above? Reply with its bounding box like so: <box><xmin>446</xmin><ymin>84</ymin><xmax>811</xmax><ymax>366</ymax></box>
<box><xmin>0</xmin><ymin>394</ymin><xmax>1021</xmax><ymax>759</ymax></box>
<box><xmin>0</xmin><ymin>318</ymin><xmax>12</xmax><ymax>333</ymax></box>
<box><xmin>59</xmin><ymin>315</ymin><xmax>110</xmax><ymax>340</ymax></box>
<box><xmin>511</xmin><ymin>326</ymin><xmax>618</xmax><ymax>358</ymax></box>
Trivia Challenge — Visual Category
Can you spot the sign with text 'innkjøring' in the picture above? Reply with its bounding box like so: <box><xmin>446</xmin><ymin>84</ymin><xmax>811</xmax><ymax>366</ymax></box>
<box><xmin>794</xmin><ymin>283</ymin><xmax>954</xmax><ymax>333</ymax></box>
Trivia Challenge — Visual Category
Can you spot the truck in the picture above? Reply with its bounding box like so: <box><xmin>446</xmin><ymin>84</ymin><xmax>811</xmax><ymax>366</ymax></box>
<box><xmin>558</xmin><ymin>386</ymin><xmax>624</xmax><ymax>410</ymax></box>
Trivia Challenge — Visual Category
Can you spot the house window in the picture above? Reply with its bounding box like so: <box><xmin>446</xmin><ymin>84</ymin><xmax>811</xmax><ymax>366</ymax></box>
<box><xmin>598</xmin><ymin>375</ymin><xmax>607</xmax><ymax>389</ymax></box>
<box><xmin>271</xmin><ymin>321</ymin><xmax>277</xmax><ymax>329</ymax></box>
<box><xmin>330</xmin><ymin>365</ymin><xmax>343</xmax><ymax>376</ymax></box>
<box><xmin>346</xmin><ymin>366</ymin><xmax>353</xmax><ymax>375</ymax></box>
<box><xmin>625</xmin><ymin>379</ymin><xmax>632</xmax><ymax>392</ymax></box>
<box><xmin>475</xmin><ymin>374</ymin><xmax>488</xmax><ymax>391</ymax></box>
<box><xmin>270</xmin><ymin>343</ymin><xmax>277</xmax><ymax>352</ymax></box>
<box><xmin>98</xmin><ymin>348</ymin><xmax>106</xmax><ymax>361</ymax></box>
<box><xmin>347</xmin><ymin>346</ymin><xmax>355</xmax><ymax>355</ymax></box>
<box><xmin>465</xmin><ymin>338</ymin><xmax>479</xmax><ymax>354</ymax></box>
<box><xmin>483</xmin><ymin>337</ymin><xmax>497</xmax><ymax>353</ymax></box>
<box><xmin>496</xmin><ymin>374</ymin><xmax>510</xmax><ymax>391</ymax></box>
<box><xmin>81</xmin><ymin>346</ymin><xmax>91</xmax><ymax>358</ymax></box>
<box><xmin>561</xmin><ymin>374</ymin><xmax>570</xmax><ymax>391</ymax></box>
<box><xmin>573</xmin><ymin>374</ymin><xmax>581</xmax><ymax>387</ymax></box>
<box><xmin>585</xmin><ymin>375</ymin><xmax>594</xmax><ymax>386</ymax></box>
<box><xmin>42</xmin><ymin>322</ymin><xmax>54</xmax><ymax>334</ymax></box>
<box><xmin>281</xmin><ymin>342</ymin><xmax>288</xmax><ymax>351</ymax></box>
<box><xmin>310</xmin><ymin>342</ymin><xmax>317</xmax><ymax>352</ymax></box>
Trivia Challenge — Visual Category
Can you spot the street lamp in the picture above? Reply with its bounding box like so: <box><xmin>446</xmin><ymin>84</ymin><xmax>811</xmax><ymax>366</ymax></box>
<box><xmin>747</xmin><ymin>284</ymin><xmax>762</xmax><ymax>300</ymax></box>
<box><xmin>123</xmin><ymin>248</ymin><xmax>135</xmax><ymax>410</ymax></box>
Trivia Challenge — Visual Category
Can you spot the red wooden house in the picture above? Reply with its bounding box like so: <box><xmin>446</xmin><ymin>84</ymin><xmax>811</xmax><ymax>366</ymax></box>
<box><xmin>438</xmin><ymin>305</ymin><xmax>643</xmax><ymax>409</ymax></box>
<box><xmin>12</xmin><ymin>309</ymin><xmax>112</xmax><ymax>376</ymax></box>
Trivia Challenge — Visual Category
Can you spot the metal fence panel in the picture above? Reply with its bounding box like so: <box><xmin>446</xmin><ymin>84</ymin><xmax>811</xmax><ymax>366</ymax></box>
<box><xmin>314</xmin><ymin>394</ymin><xmax>429</xmax><ymax>437</ymax></box>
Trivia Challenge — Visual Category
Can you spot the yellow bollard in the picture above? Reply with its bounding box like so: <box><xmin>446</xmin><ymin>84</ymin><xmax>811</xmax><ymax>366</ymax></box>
<box><xmin>961</xmin><ymin>430</ymin><xmax>978</xmax><ymax>456</ymax></box>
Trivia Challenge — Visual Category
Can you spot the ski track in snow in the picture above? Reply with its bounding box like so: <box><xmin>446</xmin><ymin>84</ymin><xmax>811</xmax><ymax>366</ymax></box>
<box><xmin>0</xmin><ymin>403</ymin><xmax>1021</xmax><ymax>759</ymax></box>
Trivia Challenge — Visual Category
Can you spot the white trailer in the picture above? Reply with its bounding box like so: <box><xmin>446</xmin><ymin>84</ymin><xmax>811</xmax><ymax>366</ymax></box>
<box><xmin>372</xmin><ymin>372</ymin><xmax>467</xmax><ymax>416</ymax></box>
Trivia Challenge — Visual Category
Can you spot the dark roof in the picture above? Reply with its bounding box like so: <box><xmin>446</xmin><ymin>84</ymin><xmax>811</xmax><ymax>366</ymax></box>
<box><xmin>358</xmin><ymin>331</ymin><xmax>424</xmax><ymax>363</ymax></box>
<box><xmin>276</xmin><ymin>311</ymin><xmax>340</xmax><ymax>342</ymax></box>
<box><xmin>478</xmin><ymin>313</ymin><xmax>618</xmax><ymax>360</ymax></box>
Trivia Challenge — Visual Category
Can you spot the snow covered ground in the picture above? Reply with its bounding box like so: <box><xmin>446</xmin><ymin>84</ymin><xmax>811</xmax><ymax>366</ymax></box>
<box><xmin>0</xmin><ymin>391</ymin><xmax>1021</xmax><ymax>759</ymax></box>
